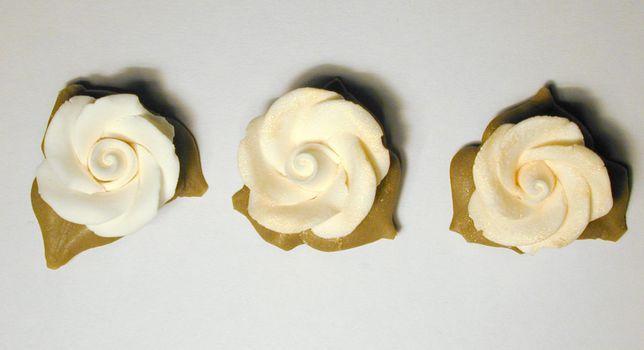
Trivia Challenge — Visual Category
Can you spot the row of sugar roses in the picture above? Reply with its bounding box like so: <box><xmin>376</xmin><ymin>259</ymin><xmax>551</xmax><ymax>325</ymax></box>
<box><xmin>32</xmin><ymin>79</ymin><xmax>630</xmax><ymax>269</ymax></box>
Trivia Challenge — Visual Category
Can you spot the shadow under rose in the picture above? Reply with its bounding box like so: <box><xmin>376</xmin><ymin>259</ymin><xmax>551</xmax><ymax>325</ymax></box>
<box><xmin>288</xmin><ymin>65</ymin><xmax>408</xmax><ymax>230</ymax></box>
<box><xmin>68</xmin><ymin>67</ymin><xmax>196</xmax><ymax>132</ymax></box>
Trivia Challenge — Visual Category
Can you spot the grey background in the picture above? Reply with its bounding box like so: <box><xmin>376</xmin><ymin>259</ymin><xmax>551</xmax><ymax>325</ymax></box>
<box><xmin>0</xmin><ymin>1</ymin><xmax>642</xmax><ymax>349</ymax></box>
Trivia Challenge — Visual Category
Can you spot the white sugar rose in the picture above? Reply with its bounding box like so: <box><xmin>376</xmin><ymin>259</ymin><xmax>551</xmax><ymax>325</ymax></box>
<box><xmin>36</xmin><ymin>94</ymin><xmax>180</xmax><ymax>237</ymax></box>
<box><xmin>469</xmin><ymin>116</ymin><xmax>613</xmax><ymax>253</ymax></box>
<box><xmin>238</xmin><ymin>88</ymin><xmax>390</xmax><ymax>238</ymax></box>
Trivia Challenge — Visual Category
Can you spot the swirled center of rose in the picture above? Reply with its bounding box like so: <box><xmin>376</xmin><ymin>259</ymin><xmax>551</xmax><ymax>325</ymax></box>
<box><xmin>517</xmin><ymin>160</ymin><xmax>556</xmax><ymax>202</ymax></box>
<box><xmin>284</xmin><ymin>143</ymin><xmax>339</xmax><ymax>192</ymax></box>
<box><xmin>88</xmin><ymin>138</ymin><xmax>139</xmax><ymax>191</ymax></box>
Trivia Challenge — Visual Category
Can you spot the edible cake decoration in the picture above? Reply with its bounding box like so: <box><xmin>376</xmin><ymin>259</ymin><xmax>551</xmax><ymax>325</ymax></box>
<box><xmin>449</xmin><ymin>85</ymin><xmax>630</xmax><ymax>253</ymax></box>
<box><xmin>233</xmin><ymin>78</ymin><xmax>401</xmax><ymax>251</ymax></box>
<box><xmin>32</xmin><ymin>84</ymin><xmax>208</xmax><ymax>268</ymax></box>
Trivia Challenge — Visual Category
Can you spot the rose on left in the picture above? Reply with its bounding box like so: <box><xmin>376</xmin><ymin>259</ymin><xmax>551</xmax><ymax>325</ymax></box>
<box><xmin>37</xmin><ymin>94</ymin><xmax>180</xmax><ymax>236</ymax></box>
<box><xmin>32</xmin><ymin>85</ymin><xmax>208</xmax><ymax>268</ymax></box>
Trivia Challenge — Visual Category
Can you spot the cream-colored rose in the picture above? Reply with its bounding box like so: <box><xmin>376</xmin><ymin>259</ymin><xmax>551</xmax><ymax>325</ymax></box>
<box><xmin>36</xmin><ymin>94</ymin><xmax>180</xmax><ymax>237</ymax></box>
<box><xmin>238</xmin><ymin>88</ymin><xmax>390</xmax><ymax>238</ymax></box>
<box><xmin>469</xmin><ymin>116</ymin><xmax>613</xmax><ymax>253</ymax></box>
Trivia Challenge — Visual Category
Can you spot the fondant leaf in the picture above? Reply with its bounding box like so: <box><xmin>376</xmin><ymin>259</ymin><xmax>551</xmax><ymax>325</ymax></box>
<box><xmin>482</xmin><ymin>85</ymin><xmax>594</xmax><ymax>147</ymax></box>
<box><xmin>31</xmin><ymin>181</ymin><xmax>119</xmax><ymax>269</ymax></box>
<box><xmin>167</xmin><ymin>118</ymin><xmax>208</xmax><ymax>199</ymax></box>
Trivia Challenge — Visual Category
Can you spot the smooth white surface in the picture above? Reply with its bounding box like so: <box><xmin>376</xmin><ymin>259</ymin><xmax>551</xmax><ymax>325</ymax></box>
<box><xmin>0</xmin><ymin>1</ymin><xmax>642</xmax><ymax>349</ymax></box>
<box><xmin>36</xmin><ymin>94</ymin><xmax>180</xmax><ymax>237</ymax></box>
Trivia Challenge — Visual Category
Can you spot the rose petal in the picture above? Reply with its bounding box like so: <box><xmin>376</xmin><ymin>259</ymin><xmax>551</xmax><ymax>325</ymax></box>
<box><xmin>258</xmin><ymin>88</ymin><xmax>342</xmax><ymax>175</ymax></box>
<box><xmin>517</xmin><ymin>163</ymin><xmax>592</xmax><ymax>253</ymax></box>
<box><xmin>103</xmin><ymin>115</ymin><xmax>179</xmax><ymax>204</ymax></box>
<box><xmin>239</xmin><ymin>116</ymin><xmax>317</xmax><ymax>205</ymax></box>
<box><xmin>470</xmin><ymin>124</ymin><xmax>568</xmax><ymax>246</ymax></box>
<box><xmin>87</xmin><ymin>145</ymin><xmax>162</xmax><ymax>237</ymax></box>
<box><xmin>72</xmin><ymin>94</ymin><xmax>149</xmax><ymax>166</ymax></box>
<box><xmin>311</xmin><ymin>135</ymin><xmax>377</xmax><ymax>238</ymax></box>
<box><xmin>36</xmin><ymin>161</ymin><xmax>136</xmax><ymax>225</ymax></box>
<box><xmin>496</xmin><ymin>116</ymin><xmax>583</xmax><ymax>197</ymax></box>
<box><xmin>521</xmin><ymin>144</ymin><xmax>613</xmax><ymax>220</ymax></box>
<box><xmin>43</xmin><ymin>95</ymin><xmax>103</xmax><ymax>194</ymax></box>
<box><xmin>293</xmin><ymin>96</ymin><xmax>390</xmax><ymax>183</ymax></box>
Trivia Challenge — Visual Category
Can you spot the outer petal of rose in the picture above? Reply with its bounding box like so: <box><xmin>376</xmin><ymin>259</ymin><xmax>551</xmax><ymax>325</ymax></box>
<box><xmin>72</xmin><ymin>94</ymin><xmax>150</xmax><ymax>166</ymax></box>
<box><xmin>517</xmin><ymin>163</ymin><xmax>592</xmax><ymax>253</ymax></box>
<box><xmin>87</xmin><ymin>145</ymin><xmax>162</xmax><ymax>237</ymax></box>
<box><xmin>239</xmin><ymin>116</ymin><xmax>317</xmax><ymax>205</ymax></box>
<box><xmin>312</xmin><ymin>134</ymin><xmax>377</xmax><ymax>239</ymax></box>
<box><xmin>103</xmin><ymin>115</ymin><xmax>179</xmax><ymax>204</ymax></box>
<box><xmin>258</xmin><ymin>88</ymin><xmax>342</xmax><ymax>175</ymax></box>
<box><xmin>43</xmin><ymin>95</ymin><xmax>103</xmax><ymax>194</ymax></box>
<box><xmin>247</xmin><ymin>168</ymin><xmax>347</xmax><ymax>233</ymax></box>
<box><xmin>36</xmin><ymin>161</ymin><xmax>136</xmax><ymax>225</ymax></box>
<box><xmin>470</xmin><ymin>186</ymin><xmax>567</xmax><ymax>247</ymax></box>
<box><xmin>293</xmin><ymin>98</ymin><xmax>390</xmax><ymax>183</ymax></box>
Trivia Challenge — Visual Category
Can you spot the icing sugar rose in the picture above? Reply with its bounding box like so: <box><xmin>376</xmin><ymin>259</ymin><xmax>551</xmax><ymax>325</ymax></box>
<box><xmin>36</xmin><ymin>94</ymin><xmax>180</xmax><ymax>237</ymax></box>
<box><xmin>238</xmin><ymin>88</ymin><xmax>390</xmax><ymax>238</ymax></box>
<box><xmin>468</xmin><ymin>116</ymin><xmax>613</xmax><ymax>253</ymax></box>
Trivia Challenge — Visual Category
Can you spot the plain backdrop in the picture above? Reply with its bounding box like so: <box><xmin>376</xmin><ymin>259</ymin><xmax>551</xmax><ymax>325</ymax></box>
<box><xmin>0</xmin><ymin>1</ymin><xmax>642</xmax><ymax>349</ymax></box>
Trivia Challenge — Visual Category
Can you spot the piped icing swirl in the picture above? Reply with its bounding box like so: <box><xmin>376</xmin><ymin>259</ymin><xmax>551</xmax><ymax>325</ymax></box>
<box><xmin>36</xmin><ymin>94</ymin><xmax>180</xmax><ymax>237</ymax></box>
<box><xmin>238</xmin><ymin>88</ymin><xmax>390</xmax><ymax>239</ymax></box>
<box><xmin>468</xmin><ymin>116</ymin><xmax>613</xmax><ymax>253</ymax></box>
